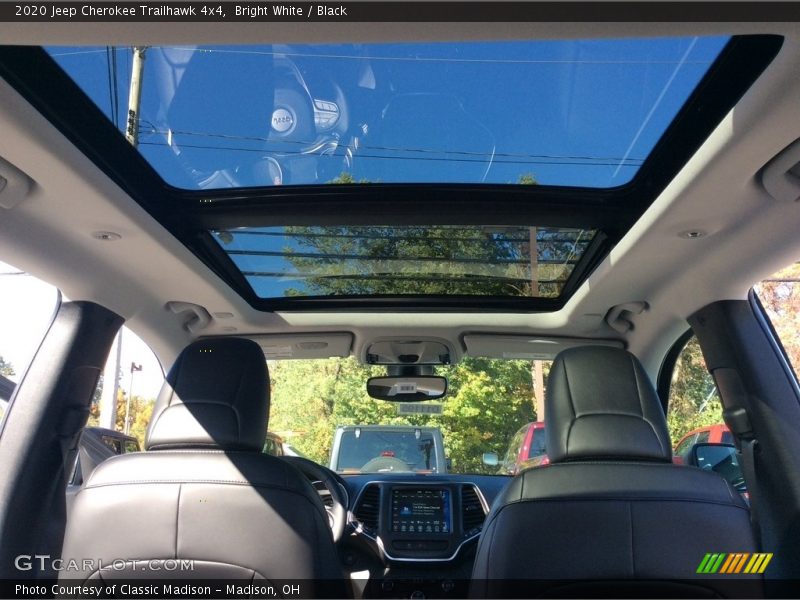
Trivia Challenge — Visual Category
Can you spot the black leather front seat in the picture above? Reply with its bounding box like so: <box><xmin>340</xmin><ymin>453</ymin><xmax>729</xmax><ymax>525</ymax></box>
<box><xmin>471</xmin><ymin>346</ymin><xmax>758</xmax><ymax>598</ymax></box>
<box><xmin>61</xmin><ymin>338</ymin><xmax>345</xmax><ymax>595</ymax></box>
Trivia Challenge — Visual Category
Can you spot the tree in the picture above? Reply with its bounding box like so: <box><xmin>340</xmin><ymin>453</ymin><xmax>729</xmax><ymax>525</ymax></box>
<box><xmin>268</xmin><ymin>356</ymin><xmax>537</xmax><ymax>473</ymax></box>
<box><xmin>755</xmin><ymin>261</ymin><xmax>800</xmax><ymax>375</ymax></box>
<box><xmin>0</xmin><ymin>355</ymin><xmax>15</xmax><ymax>377</ymax></box>
<box><xmin>666</xmin><ymin>337</ymin><xmax>722</xmax><ymax>442</ymax></box>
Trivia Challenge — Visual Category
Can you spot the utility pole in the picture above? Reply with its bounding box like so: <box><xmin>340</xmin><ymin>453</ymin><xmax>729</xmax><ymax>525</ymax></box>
<box><xmin>529</xmin><ymin>227</ymin><xmax>546</xmax><ymax>422</ymax></box>
<box><xmin>99</xmin><ymin>331</ymin><xmax>122</xmax><ymax>430</ymax></box>
<box><xmin>101</xmin><ymin>45</ymin><xmax>146</xmax><ymax>430</ymax></box>
<box><xmin>125</xmin><ymin>46</ymin><xmax>147</xmax><ymax>147</ymax></box>
<box><xmin>124</xmin><ymin>362</ymin><xmax>142</xmax><ymax>435</ymax></box>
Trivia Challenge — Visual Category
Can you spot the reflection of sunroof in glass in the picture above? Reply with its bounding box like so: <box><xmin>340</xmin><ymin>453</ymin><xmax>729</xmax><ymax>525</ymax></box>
<box><xmin>211</xmin><ymin>226</ymin><xmax>596</xmax><ymax>299</ymax></box>
<box><xmin>47</xmin><ymin>36</ymin><xmax>728</xmax><ymax>190</ymax></box>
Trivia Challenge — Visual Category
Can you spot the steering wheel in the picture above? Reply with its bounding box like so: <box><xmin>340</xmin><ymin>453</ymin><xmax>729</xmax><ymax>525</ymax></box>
<box><xmin>280</xmin><ymin>455</ymin><xmax>348</xmax><ymax>543</ymax></box>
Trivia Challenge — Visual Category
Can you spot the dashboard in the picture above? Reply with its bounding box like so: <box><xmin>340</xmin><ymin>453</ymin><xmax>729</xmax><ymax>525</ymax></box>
<box><xmin>336</xmin><ymin>474</ymin><xmax>510</xmax><ymax>599</ymax></box>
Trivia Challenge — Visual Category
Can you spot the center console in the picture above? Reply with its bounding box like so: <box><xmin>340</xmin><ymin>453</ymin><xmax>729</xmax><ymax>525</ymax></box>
<box><xmin>352</xmin><ymin>481</ymin><xmax>487</xmax><ymax>560</ymax></box>
<box><xmin>383</xmin><ymin>485</ymin><xmax>460</xmax><ymax>560</ymax></box>
<box><xmin>347</xmin><ymin>480</ymin><xmax>490</xmax><ymax>598</ymax></box>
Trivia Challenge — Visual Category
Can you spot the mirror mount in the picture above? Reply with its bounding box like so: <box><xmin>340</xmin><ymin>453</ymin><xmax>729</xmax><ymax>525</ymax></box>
<box><xmin>387</xmin><ymin>365</ymin><xmax>435</xmax><ymax>377</ymax></box>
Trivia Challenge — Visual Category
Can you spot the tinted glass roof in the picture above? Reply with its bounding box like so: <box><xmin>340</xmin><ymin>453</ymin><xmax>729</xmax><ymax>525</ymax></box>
<box><xmin>212</xmin><ymin>226</ymin><xmax>595</xmax><ymax>299</ymax></box>
<box><xmin>1</xmin><ymin>35</ymin><xmax>777</xmax><ymax>311</ymax></box>
<box><xmin>47</xmin><ymin>36</ymin><xmax>728</xmax><ymax>190</ymax></box>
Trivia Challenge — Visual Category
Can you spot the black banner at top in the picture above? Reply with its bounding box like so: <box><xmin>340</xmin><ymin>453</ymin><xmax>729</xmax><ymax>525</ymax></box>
<box><xmin>0</xmin><ymin>2</ymin><xmax>799</xmax><ymax>23</ymax></box>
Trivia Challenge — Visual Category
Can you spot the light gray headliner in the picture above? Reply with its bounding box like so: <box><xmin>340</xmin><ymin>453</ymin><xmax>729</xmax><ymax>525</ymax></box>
<box><xmin>1</xmin><ymin>20</ymin><xmax>800</xmax><ymax>378</ymax></box>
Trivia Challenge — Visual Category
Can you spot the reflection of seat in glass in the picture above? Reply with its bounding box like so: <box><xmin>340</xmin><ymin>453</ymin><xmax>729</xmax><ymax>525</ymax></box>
<box><xmin>354</xmin><ymin>93</ymin><xmax>496</xmax><ymax>183</ymax></box>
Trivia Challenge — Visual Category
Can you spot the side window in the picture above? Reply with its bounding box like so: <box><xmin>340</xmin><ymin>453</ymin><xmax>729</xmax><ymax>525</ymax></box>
<box><xmin>754</xmin><ymin>260</ymin><xmax>800</xmax><ymax>383</ymax></box>
<box><xmin>666</xmin><ymin>336</ymin><xmax>723</xmax><ymax>455</ymax></box>
<box><xmin>674</xmin><ymin>434</ymin><xmax>697</xmax><ymax>459</ymax></box>
<box><xmin>123</xmin><ymin>440</ymin><xmax>140</xmax><ymax>453</ymax></box>
<box><xmin>529</xmin><ymin>428</ymin><xmax>547</xmax><ymax>457</ymax></box>
<box><xmin>100</xmin><ymin>436</ymin><xmax>123</xmax><ymax>454</ymax></box>
<box><xmin>87</xmin><ymin>326</ymin><xmax>165</xmax><ymax>450</ymax></box>
<box><xmin>0</xmin><ymin>261</ymin><xmax>60</xmax><ymax>423</ymax></box>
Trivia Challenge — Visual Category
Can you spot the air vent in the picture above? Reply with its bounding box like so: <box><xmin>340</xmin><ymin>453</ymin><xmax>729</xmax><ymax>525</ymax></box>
<box><xmin>461</xmin><ymin>485</ymin><xmax>486</xmax><ymax>537</ymax></box>
<box><xmin>312</xmin><ymin>481</ymin><xmax>334</xmax><ymax>509</ymax></box>
<box><xmin>354</xmin><ymin>484</ymin><xmax>380</xmax><ymax>533</ymax></box>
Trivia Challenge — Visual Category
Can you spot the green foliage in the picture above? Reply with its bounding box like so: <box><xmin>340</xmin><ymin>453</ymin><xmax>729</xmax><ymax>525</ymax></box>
<box><xmin>0</xmin><ymin>355</ymin><xmax>15</xmax><ymax>377</ymax></box>
<box><xmin>755</xmin><ymin>262</ymin><xmax>800</xmax><ymax>377</ymax></box>
<box><xmin>329</xmin><ymin>172</ymin><xmax>370</xmax><ymax>184</ymax></box>
<box><xmin>268</xmin><ymin>356</ymin><xmax>536</xmax><ymax>473</ymax></box>
<box><xmin>86</xmin><ymin>389</ymin><xmax>155</xmax><ymax>448</ymax></box>
<box><xmin>666</xmin><ymin>337</ymin><xmax>722</xmax><ymax>443</ymax></box>
<box><xmin>281</xmin><ymin>225</ymin><xmax>584</xmax><ymax>299</ymax></box>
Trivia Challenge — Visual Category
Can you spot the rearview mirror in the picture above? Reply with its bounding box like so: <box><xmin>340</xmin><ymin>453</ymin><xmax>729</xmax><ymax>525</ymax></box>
<box><xmin>366</xmin><ymin>376</ymin><xmax>447</xmax><ymax>401</ymax></box>
<box><xmin>482</xmin><ymin>452</ymin><xmax>499</xmax><ymax>467</ymax></box>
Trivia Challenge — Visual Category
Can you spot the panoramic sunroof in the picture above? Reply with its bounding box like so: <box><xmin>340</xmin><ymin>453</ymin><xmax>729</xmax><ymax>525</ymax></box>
<box><xmin>211</xmin><ymin>226</ymin><xmax>595</xmax><ymax>299</ymax></box>
<box><xmin>0</xmin><ymin>35</ymin><xmax>779</xmax><ymax>310</ymax></box>
<box><xmin>46</xmin><ymin>36</ymin><xmax>728</xmax><ymax>190</ymax></box>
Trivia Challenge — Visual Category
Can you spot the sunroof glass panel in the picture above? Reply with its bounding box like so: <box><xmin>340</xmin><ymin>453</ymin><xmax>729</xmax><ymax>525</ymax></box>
<box><xmin>47</xmin><ymin>36</ymin><xmax>728</xmax><ymax>190</ymax></box>
<box><xmin>212</xmin><ymin>226</ymin><xmax>595</xmax><ymax>299</ymax></box>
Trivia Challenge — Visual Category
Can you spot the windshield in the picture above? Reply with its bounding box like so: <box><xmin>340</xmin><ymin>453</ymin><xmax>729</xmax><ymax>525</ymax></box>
<box><xmin>267</xmin><ymin>356</ymin><xmax>548</xmax><ymax>475</ymax></box>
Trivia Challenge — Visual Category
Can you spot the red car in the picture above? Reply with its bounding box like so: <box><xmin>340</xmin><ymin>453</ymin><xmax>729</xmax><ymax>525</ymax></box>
<box><xmin>498</xmin><ymin>421</ymin><xmax>549</xmax><ymax>475</ymax></box>
<box><xmin>673</xmin><ymin>423</ymin><xmax>733</xmax><ymax>464</ymax></box>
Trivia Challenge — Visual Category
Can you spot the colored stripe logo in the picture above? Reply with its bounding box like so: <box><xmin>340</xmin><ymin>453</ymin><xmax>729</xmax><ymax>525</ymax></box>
<box><xmin>697</xmin><ymin>553</ymin><xmax>773</xmax><ymax>574</ymax></box>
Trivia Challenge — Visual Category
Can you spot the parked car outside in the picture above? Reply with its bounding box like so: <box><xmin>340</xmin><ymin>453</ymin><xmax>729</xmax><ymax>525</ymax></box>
<box><xmin>262</xmin><ymin>431</ymin><xmax>285</xmax><ymax>456</ymax></box>
<box><xmin>673</xmin><ymin>423</ymin><xmax>732</xmax><ymax>464</ymax></box>
<box><xmin>329</xmin><ymin>425</ymin><xmax>448</xmax><ymax>474</ymax></box>
<box><xmin>495</xmin><ymin>421</ymin><xmax>548</xmax><ymax>475</ymax></box>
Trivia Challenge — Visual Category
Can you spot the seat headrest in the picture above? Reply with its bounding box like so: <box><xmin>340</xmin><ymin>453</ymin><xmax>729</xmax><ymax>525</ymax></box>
<box><xmin>146</xmin><ymin>338</ymin><xmax>268</xmax><ymax>452</ymax></box>
<box><xmin>545</xmin><ymin>346</ymin><xmax>672</xmax><ymax>463</ymax></box>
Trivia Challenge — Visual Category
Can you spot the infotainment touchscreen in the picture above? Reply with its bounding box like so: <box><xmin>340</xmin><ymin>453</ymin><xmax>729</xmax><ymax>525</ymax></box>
<box><xmin>391</xmin><ymin>488</ymin><xmax>451</xmax><ymax>534</ymax></box>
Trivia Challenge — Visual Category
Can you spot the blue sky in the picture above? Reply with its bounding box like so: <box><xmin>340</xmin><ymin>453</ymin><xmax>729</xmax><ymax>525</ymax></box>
<box><xmin>48</xmin><ymin>36</ymin><xmax>728</xmax><ymax>190</ymax></box>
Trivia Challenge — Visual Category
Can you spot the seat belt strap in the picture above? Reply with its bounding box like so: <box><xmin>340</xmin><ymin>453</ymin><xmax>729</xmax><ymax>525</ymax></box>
<box><xmin>739</xmin><ymin>438</ymin><xmax>761</xmax><ymax>548</ymax></box>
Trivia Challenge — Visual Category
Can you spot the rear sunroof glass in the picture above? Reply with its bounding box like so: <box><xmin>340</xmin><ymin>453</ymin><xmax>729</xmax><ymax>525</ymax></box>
<box><xmin>211</xmin><ymin>226</ymin><xmax>595</xmax><ymax>299</ymax></box>
<box><xmin>47</xmin><ymin>36</ymin><xmax>728</xmax><ymax>190</ymax></box>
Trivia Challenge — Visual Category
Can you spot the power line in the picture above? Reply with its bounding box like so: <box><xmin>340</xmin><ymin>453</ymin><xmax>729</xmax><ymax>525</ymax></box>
<box><xmin>140</xmin><ymin>128</ymin><xmax>645</xmax><ymax>164</ymax></box>
<box><xmin>48</xmin><ymin>46</ymin><xmax>714</xmax><ymax>67</ymax></box>
<box><xmin>139</xmin><ymin>140</ymin><xmax>640</xmax><ymax>168</ymax></box>
<box><xmin>163</xmin><ymin>45</ymin><xmax>714</xmax><ymax>66</ymax></box>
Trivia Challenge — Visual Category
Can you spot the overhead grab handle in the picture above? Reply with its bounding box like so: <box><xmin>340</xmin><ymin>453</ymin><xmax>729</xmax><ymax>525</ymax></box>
<box><xmin>760</xmin><ymin>138</ymin><xmax>800</xmax><ymax>203</ymax></box>
<box><xmin>605</xmin><ymin>301</ymin><xmax>649</xmax><ymax>334</ymax></box>
<box><xmin>0</xmin><ymin>156</ymin><xmax>32</xmax><ymax>210</ymax></box>
<box><xmin>166</xmin><ymin>301</ymin><xmax>213</xmax><ymax>334</ymax></box>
